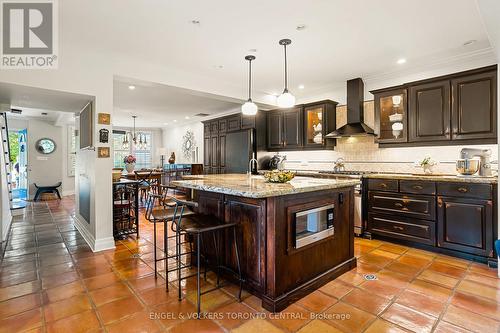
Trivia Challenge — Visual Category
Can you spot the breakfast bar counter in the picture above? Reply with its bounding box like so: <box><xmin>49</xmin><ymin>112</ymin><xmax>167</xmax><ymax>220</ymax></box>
<box><xmin>172</xmin><ymin>174</ymin><xmax>359</xmax><ymax>312</ymax></box>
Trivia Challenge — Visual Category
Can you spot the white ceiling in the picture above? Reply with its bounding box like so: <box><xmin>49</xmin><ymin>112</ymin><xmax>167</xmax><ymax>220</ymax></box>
<box><xmin>0</xmin><ymin>82</ymin><xmax>92</xmax><ymax>114</ymax></box>
<box><xmin>65</xmin><ymin>0</ymin><xmax>492</xmax><ymax>103</ymax></box>
<box><xmin>113</xmin><ymin>77</ymin><xmax>248</xmax><ymax>127</ymax></box>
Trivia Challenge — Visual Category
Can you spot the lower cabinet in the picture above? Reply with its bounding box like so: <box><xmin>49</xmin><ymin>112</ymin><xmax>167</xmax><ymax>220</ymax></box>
<box><xmin>366</xmin><ymin>179</ymin><xmax>497</xmax><ymax>262</ymax></box>
<box><xmin>437</xmin><ymin>196</ymin><xmax>493</xmax><ymax>257</ymax></box>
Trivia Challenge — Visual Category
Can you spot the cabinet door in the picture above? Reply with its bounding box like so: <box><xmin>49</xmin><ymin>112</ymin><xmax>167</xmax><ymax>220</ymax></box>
<box><xmin>203</xmin><ymin>123</ymin><xmax>211</xmax><ymax>138</ymax></box>
<box><xmin>303</xmin><ymin>104</ymin><xmax>325</xmax><ymax>148</ymax></box>
<box><xmin>409</xmin><ymin>80</ymin><xmax>451</xmax><ymax>142</ymax></box>
<box><xmin>227</xmin><ymin>115</ymin><xmax>241</xmax><ymax>132</ymax></box>
<box><xmin>282</xmin><ymin>107</ymin><xmax>302</xmax><ymax>149</ymax></box>
<box><xmin>219</xmin><ymin>134</ymin><xmax>226</xmax><ymax>169</ymax></box>
<box><xmin>451</xmin><ymin>70</ymin><xmax>497</xmax><ymax>140</ymax></box>
<box><xmin>374</xmin><ymin>89</ymin><xmax>408</xmax><ymax>143</ymax></box>
<box><xmin>203</xmin><ymin>136</ymin><xmax>211</xmax><ymax>170</ymax></box>
<box><xmin>267</xmin><ymin>112</ymin><xmax>283</xmax><ymax>149</ymax></box>
<box><xmin>210</xmin><ymin>135</ymin><xmax>219</xmax><ymax>168</ymax></box>
<box><xmin>437</xmin><ymin>196</ymin><xmax>493</xmax><ymax>257</ymax></box>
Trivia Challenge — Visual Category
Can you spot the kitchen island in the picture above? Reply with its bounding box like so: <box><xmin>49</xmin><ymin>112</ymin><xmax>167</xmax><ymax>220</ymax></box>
<box><xmin>173</xmin><ymin>174</ymin><xmax>360</xmax><ymax>312</ymax></box>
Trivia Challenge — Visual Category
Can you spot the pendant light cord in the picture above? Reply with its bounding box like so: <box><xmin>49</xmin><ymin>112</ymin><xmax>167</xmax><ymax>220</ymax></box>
<box><xmin>248</xmin><ymin>59</ymin><xmax>252</xmax><ymax>100</ymax></box>
<box><xmin>284</xmin><ymin>44</ymin><xmax>288</xmax><ymax>91</ymax></box>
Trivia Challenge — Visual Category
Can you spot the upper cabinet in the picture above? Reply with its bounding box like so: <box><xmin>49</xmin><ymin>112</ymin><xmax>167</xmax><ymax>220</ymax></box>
<box><xmin>372</xmin><ymin>65</ymin><xmax>497</xmax><ymax>146</ymax></box>
<box><xmin>374</xmin><ymin>88</ymin><xmax>408</xmax><ymax>143</ymax></box>
<box><xmin>409</xmin><ymin>80</ymin><xmax>451</xmax><ymax>142</ymax></box>
<box><xmin>303</xmin><ymin>101</ymin><xmax>337</xmax><ymax>149</ymax></box>
<box><xmin>267</xmin><ymin>107</ymin><xmax>302</xmax><ymax>150</ymax></box>
<box><xmin>451</xmin><ymin>70</ymin><xmax>497</xmax><ymax>140</ymax></box>
<box><xmin>266</xmin><ymin>100</ymin><xmax>337</xmax><ymax>151</ymax></box>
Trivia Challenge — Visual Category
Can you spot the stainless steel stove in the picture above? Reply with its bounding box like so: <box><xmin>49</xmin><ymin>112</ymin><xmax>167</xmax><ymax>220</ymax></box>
<box><xmin>318</xmin><ymin>170</ymin><xmax>374</xmax><ymax>236</ymax></box>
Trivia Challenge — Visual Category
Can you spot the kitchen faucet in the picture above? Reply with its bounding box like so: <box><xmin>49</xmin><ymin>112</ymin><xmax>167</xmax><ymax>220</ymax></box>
<box><xmin>460</xmin><ymin>148</ymin><xmax>492</xmax><ymax>177</ymax></box>
<box><xmin>248</xmin><ymin>158</ymin><xmax>258</xmax><ymax>175</ymax></box>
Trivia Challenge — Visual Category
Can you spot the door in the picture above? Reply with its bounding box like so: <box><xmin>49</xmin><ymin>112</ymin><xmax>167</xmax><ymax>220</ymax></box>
<box><xmin>451</xmin><ymin>70</ymin><xmax>497</xmax><ymax>140</ymax></box>
<box><xmin>409</xmin><ymin>80</ymin><xmax>451</xmax><ymax>142</ymax></box>
<box><xmin>374</xmin><ymin>89</ymin><xmax>408</xmax><ymax>143</ymax></box>
<box><xmin>219</xmin><ymin>134</ymin><xmax>226</xmax><ymax>170</ymax></box>
<box><xmin>203</xmin><ymin>136</ymin><xmax>211</xmax><ymax>174</ymax></box>
<box><xmin>267</xmin><ymin>112</ymin><xmax>283</xmax><ymax>149</ymax></box>
<box><xmin>437</xmin><ymin>196</ymin><xmax>493</xmax><ymax>257</ymax></box>
<box><xmin>10</xmin><ymin>129</ymin><xmax>28</xmax><ymax>201</ymax></box>
<box><xmin>210</xmin><ymin>135</ymin><xmax>219</xmax><ymax>171</ymax></box>
<box><xmin>282</xmin><ymin>107</ymin><xmax>302</xmax><ymax>149</ymax></box>
<box><xmin>303</xmin><ymin>104</ymin><xmax>325</xmax><ymax>148</ymax></box>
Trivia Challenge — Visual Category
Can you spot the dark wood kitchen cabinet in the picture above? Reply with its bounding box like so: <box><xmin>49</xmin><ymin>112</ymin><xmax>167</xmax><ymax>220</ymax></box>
<box><xmin>267</xmin><ymin>107</ymin><xmax>303</xmax><ymax>150</ymax></box>
<box><xmin>451</xmin><ymin>70</ymin><xmax>497</xmax><ymax>140</ymax></box>
<box><xmin>409</xmin><ymin>80</ymin><xmax>451</xmax><ymax>142</ymax></box>
<box><xmin>437</xmin><ymin>196</ymin><xmax>493</xmax><ymax>258</ymax></box>
<box><xmin>373</xmin><ymin>88</ymin><xmax>408</xmax><ymax>143</ymax></box>
<box><xmin>371</xmin><ymin>65</ymin><xmax>497</xmax><ymax>146</ymax></box>
<box><xmin>303</xmin><ymin>101</ymin><xmax>337</xmax><ymax>149</ymax></box>
<box><xmin>366</xmin><ymin>177</ymin><xmax>497</xmax><ymax>264</ymax></box>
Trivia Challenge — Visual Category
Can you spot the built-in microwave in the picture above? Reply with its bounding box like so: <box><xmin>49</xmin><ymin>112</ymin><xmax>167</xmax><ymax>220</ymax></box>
<box><xmin>294</xmin><ymin>204</ymin><xmax>335</xmax><ymax>249</ymax></box>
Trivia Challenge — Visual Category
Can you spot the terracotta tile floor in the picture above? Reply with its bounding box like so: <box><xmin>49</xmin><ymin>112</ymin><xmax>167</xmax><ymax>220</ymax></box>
<box><xmin>1</xmin><ymin>196</ymin><xmax>499</xmax><ymax>332</ymax></box>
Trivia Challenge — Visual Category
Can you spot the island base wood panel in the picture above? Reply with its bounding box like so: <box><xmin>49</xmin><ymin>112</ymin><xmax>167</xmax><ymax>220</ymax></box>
<box><xmin>193</xmin><ymin>187</ymin><xmax>356</xmax><ymax>312</ymax></box>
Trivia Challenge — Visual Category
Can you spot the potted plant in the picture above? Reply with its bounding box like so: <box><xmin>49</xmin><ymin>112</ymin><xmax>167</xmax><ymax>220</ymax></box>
<box><xmin>124</xmin><ymin>155</ymin><xmax>136</xmax><ymax>173</ymax></box>
<box><xmin>418</xmin><ymin>156</ymin><xmax>437</xmax><ymax>174</ymax></box>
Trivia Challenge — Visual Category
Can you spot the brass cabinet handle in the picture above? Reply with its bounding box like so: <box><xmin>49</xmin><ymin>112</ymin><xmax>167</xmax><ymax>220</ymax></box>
<box><xmin>393</xmin><ymin>225</ymin><xmax>404</xmax><ymax>231</ymax></box>
<box><xmin>394</xmin><ymin>202</ymin><xmax>403</xmax><ymax>207</ymax></box>
<box><xmin>413</xmin><ymin>185</ymin><xmax>423</xmax><ymax>190</ymax></box>
<box><xmin>457</xmin><ymin>187</ymin><xmax>468</xmax><ymax>193</ymax></box>
<box><xmin>380</xmin><ymin>183</ymin><xmax>388</xmax><ymax>188</ymax></box>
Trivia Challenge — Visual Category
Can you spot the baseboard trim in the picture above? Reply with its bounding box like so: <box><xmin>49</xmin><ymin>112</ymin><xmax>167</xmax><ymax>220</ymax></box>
<box><xmin>73</xmin><ymin>215</ymin><xmax>115</xmax><ymax>252</ymax></box>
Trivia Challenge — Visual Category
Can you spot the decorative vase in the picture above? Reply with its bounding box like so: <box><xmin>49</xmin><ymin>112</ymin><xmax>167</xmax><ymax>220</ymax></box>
<box><xmin>168</xmin><ymin>152</ymin><xmax>176</xmax><ymax>164</ymax></box>
<box><xmin>125</xmin><ymin>163</ymin><xmax>135</xmax><ymax>174</ymax></box>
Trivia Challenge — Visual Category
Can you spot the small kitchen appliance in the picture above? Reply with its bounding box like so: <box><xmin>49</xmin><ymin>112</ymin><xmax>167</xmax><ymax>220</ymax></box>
<box><xmin>457</xmin><ymin>148</ymin><xmax>492</xmax><ymax>177</ymax></box>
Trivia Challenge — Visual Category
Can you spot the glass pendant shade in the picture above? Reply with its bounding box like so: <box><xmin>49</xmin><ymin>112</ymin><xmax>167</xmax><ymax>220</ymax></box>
<box><xmin>242</xmin><ymin>99</ymin><xmax>258</xmax><ymax>115</ymax></box>
<box><xmin>277</xmin><ymin>90</ymin><xmax>296</xmax><ymax>108</ymax></box>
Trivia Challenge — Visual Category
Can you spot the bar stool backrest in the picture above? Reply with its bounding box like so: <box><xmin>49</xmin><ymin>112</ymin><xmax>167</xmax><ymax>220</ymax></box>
<box><xmin>134</xmin><ymin>169</ymin><xmax>154</xmax><ymax>186</ymax></box>
<box><xmin>171</xmin><ymin>197</ymin><xmax>198</xmax><ymax>229</ymax></box>
<box><xmin>144</xmin><ymin>191</ymin><xmax>161</xmax><ymax>221</ymax></box>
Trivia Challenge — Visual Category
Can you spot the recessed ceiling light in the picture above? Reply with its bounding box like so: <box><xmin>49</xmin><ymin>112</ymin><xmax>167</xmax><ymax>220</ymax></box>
<box><xmin>397</xmin><ymin>58</ymin><xmax>406</xmax><ymax>64</ymax></box>
<box><xmin>296</xmin><ymin>24</ymin><xmax>306</xmax><ymax>31</ymax></box>
<box><xmin>128</xmin><ymin>85</ymin><xmax>136</xmax><ymax>90</ymax></box>
<box><xmin>463</xmin><ymin>39</ymin><xmax>477</xmax><ymax>46</ymax></box>
<box><xmin>298</xmin><ymin>84</ymin><xmax>305</xmax><ymax>89</ymax></box>
<box><xmin>185</xmin><ymin>116</ymin><xmax>190</xmax><ymax>120</ymax></box>
<box><xmin>173</xmin><ymin>120</ymin><xmax>177</xmax><ymax>122</ymax></box>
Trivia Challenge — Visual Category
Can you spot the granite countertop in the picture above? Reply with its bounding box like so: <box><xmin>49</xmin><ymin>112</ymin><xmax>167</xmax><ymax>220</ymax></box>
<box><xmin>363</xmin><ymin>173</ymin><xmax>498</xmax><ymax>184</ymax></box>
<box><xmin>172</xmin><ymin>174</ymin><xmax>360</xmax><ymax>198</ymax></box>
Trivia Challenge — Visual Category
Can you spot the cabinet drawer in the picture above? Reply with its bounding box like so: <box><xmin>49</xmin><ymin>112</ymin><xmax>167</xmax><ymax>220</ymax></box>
<box><xmin>368</xmin><ymin>213</ymin><xmax>436</xmax><ymax>245</ymax></box>
<box><xmin>368</xmin><ymin>191</ymin><xmax>436</xmax><ymax>221</ymax></box>
<box><xmin>437</xmin><ymin>183</ymin><xmax>492</xmax><ymax>199</ymax></box>
<box><xmin>368</xmin><ymin>179</ymin><xmax>398</xmax><ymax>192</ymax></box>
<box><xmin>400</xmin><ymin>180</ymin><xmax>436</xmax><ymax>195</ymax></box>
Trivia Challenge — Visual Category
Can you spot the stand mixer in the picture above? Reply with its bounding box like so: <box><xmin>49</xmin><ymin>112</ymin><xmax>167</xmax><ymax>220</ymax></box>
<box><xmin>458</xmin><ymin>148</ymin><xmax>492</xmax><ymax>177</ymax></box>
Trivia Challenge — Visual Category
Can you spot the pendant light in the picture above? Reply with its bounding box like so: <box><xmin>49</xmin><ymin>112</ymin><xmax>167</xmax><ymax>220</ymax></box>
<box><xmin>277</xmin><ymin>39</ymin><xmax>296</xmax><ymax>108</ymax></box>
<box><xmin>241</xmin><ymin>55</ymin><xmax>258</xmax><ymax>115</ymax></box>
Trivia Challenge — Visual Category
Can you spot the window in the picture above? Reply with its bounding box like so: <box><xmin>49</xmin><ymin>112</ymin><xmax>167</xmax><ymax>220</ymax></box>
<box><xmin>113</xmin><ymin>131</ymin><xmax>153</xmax><ymax>169</ymax></box>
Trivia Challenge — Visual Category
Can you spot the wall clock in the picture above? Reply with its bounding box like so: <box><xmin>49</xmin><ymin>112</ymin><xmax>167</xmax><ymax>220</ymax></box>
<box><xmin>35</xmin><ymin>138</ymin><xmax>56</xmax><ymax>154</ymax></box>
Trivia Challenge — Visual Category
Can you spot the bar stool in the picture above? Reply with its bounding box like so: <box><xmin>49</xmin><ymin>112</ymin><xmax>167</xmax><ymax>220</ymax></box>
<box><xmin>144</xmin><ymin>190</ymin><xmax>193</xmax><ymax>277</ymax></box>
<box><xmin>170</xmin><ymin>197</ymin><xmax>243</xmax><ymax>316</ymax></box>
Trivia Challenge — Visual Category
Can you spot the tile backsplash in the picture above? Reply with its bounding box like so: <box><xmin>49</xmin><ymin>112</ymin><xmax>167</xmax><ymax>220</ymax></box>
<box><xmin>266</xmin><ymin>101</ymin><xmax>498</xmax><ymax>175</ymax></box>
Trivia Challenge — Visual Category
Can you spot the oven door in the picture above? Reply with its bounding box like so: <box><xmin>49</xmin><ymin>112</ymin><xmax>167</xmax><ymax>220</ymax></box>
<box><xmin>294</xmin><ymin>204</ymin><xmax>334</xmax><ymax>249</ymax></box>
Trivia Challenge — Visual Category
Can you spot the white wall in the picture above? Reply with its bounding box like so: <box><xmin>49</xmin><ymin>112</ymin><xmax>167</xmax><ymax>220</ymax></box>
<box><xmin>61</xmin><ymin>125</ymin><xmax>76</xmax><ymax>196</ymax></box>
<box><xmin>162</xmin><ymin>122</ymin><xmax>204</xmax><ymax>164</ymax></box>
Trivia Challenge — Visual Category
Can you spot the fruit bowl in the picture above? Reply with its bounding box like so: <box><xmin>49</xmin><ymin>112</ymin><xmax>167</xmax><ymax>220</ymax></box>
<box><xmin>263</xmin><ymin>170</ymin><xmax>295</xmax><ymax>183</ymax></box>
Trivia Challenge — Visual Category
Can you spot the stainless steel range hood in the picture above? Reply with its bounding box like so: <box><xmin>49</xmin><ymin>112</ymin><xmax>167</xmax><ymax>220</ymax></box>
<box><xmin>325</xmin><ymin>78</ymin><xmax>375</xmax><ymax>138</ymax></box>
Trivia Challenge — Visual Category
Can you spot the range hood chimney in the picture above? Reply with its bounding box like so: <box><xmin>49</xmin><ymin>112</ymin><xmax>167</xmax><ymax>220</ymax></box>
<box><xmin>325</xmin><ymin>78</ymin><xmax>375</xmax><ymax>138</ymax></box>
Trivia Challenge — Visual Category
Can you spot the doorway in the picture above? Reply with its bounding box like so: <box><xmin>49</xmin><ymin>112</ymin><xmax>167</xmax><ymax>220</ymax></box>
<box><xmin>9</xmin><ymin>129</ymin><xmax>28</xmax><ymax>203</ymax></box>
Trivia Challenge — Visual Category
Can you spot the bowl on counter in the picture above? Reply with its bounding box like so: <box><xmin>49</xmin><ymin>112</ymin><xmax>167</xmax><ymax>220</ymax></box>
<box><xmin>456</xmin><ymin>158</ymin><xmax>480</xmax><ymax>176</ymax></box>
<box><xmin>263</xmin><ymin>170</ymin><xmax>296</xmax><ymax>183</ymax></box>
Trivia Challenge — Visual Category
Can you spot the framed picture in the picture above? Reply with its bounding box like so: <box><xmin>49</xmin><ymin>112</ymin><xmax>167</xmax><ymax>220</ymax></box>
<box><xmin>98</xmin><ymin>113</ymin><xmax>111</xmax><ymax>125</ymax></box>
<box><xmin>97</xmin><ymin>147</ymin><xmax>110</xmax><ymax>158</ymax></box>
